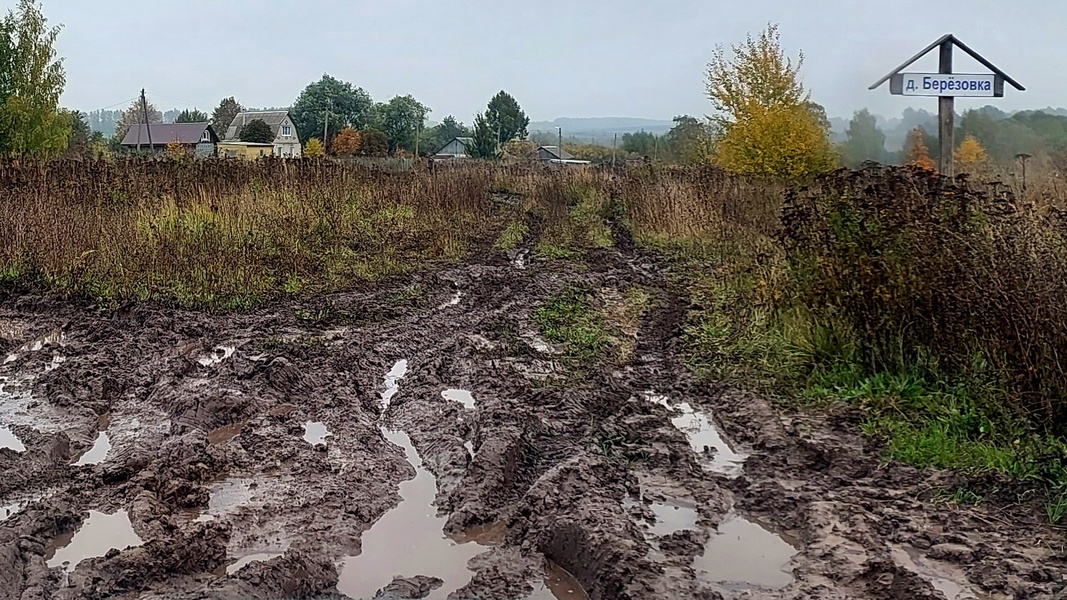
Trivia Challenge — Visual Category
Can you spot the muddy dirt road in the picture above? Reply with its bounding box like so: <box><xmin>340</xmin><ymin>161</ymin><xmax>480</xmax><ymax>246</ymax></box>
<box><xmin>1</xmin><ymin>246</ymin><xmax>1064</xmax><ymax>599</ymax></box>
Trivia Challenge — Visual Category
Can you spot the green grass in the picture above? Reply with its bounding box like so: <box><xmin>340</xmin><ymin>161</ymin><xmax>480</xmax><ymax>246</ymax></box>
<box><xmin>494</xmin><ymin>220</ymin><xmax>529</xmax><ymax>250</ymax></box>
<box><xmin>534</xmin><ymin>240</ymin><xmax>578</xmax><ymax>260</ymax></box>
<box><xmin>535</xmin><ymin>285</ymin><xmax>609</xmax><ymax>362</ymax></box>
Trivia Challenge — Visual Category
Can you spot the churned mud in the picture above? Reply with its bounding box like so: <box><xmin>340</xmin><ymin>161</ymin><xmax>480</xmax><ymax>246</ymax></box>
<box><xmin>1</xmin><ymin>243</ymin><xmax>1065</xmax><ymax>600</ymax></box>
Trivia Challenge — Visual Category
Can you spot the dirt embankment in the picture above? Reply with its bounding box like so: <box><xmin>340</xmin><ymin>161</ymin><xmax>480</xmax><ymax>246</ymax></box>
<box><xmin>0</xmin><ymin>246</ymin><xmax>1064</xmax><ymax>600</ymax></box>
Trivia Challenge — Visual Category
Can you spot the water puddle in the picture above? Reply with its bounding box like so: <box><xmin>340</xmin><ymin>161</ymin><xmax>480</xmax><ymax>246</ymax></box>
<box><xmin>1</xmin><ymin>490</ymin><xmax>52</xmax><ymax>522</ymax></box>
<box><xmin>73</xmin><ymin>431</ymin><xmax>111</xmax><ymax>466</ymax></box>
<box><xmin>194</xmin><ymin>477</ymin><xmax>257</xmax><ymax>522</ymax></box>
<box><xmin>464</xmin><ymin>440</ymin><xmax>475</xmax><ymax>457</ymax></box>
<box><xmin>2</xmin><ymin>354</ymin><xmax>16</xmax><ymax>364</ymax></box>
<box><xmin>528</xmin><ymin>561</ymin><xmax>590</xmax><ymax>600</ymax></box>
<box><xmin>380</xmin><ymin>360</ymin><xmax>408</xmax><ymax>410</ymax></box>
<box><xmin>208</xmin><ymin>422</ymin><xmax>246</xmax><ymax>445</ymax></box>
<box><xmin>226</xmin><ymin>551</ymin><xmax>285</xmax><ymax>575</ymax></box>
<box><xmin>648</xmin><ymin>501</ymin><xmax>699</xmax><ymax>537</ymax></box>
<box><xmin>339</xmin><ymin>360</ymin><xmax>492</xmax><ymax>600</ymax></box>
<box><xmin>303</xmin><ymin>421</ymin><xmax>331</xmax><ymax>445</ymax></box>
<box><xmin>442</xmin><ymin>389</ymin><xmax>475</xmax><ymax>410</ymax></box>
<box><xmin>694</xmin><ymin>513</ymin><xmax>796</xmax><ymax>591</ymax></box>
<box><xmin>439</xmin><ymin>291</ymin><xmax>463</xmax><ymax>309</ymax></box>
<box><xmin>21</xmin><ymin>329</ymin><xmax>65</xmax><ymax>353</ymax></box>
<box><xmin>1</xmin><ymin>425</ymin><xmax>26</xmax><ymax>452</ymax></box>
<box><xmin>644</xmin><ymin>393</ymin><xmax>746</xmax><ymax>477</ymax></box>
<box><xmin>338</xmin><ymin>429</ymin><xmax>488</xmax><ymax>599</ymax></box>
<box><xmin>449</xmin><ymin>521</ymin><xmax>506</xmax><ymax>546</ymax></box>
<box><xmin>197</xmin><ymin>345</ymin><xmax>236</xmax><ymax>367</ymax></box>
<box><xmin>890</xmin><ymin>545</ymin><xmax>981</xmax><ymax>600</ymax></box>
<box><xmin>46</xmin><ymin>510</ymin><xmax>143</xmax><ymax>574</ymax></box>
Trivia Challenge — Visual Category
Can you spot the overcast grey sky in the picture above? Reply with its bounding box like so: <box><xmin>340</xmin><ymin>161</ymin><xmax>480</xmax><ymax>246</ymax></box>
<box><xmin>42</xmin><ymin>0</ymin><xmax>1060</xmax><ymax>121</ymax></box>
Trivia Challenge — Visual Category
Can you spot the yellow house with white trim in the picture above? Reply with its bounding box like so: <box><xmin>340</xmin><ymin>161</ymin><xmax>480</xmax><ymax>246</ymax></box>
<box><xmin>217</xmin><ymin>141</ymin><xmax>276</xmax><ymax>160</ymax></box>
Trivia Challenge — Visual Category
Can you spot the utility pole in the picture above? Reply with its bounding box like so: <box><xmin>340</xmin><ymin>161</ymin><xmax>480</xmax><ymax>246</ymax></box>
<box><xmin>140</xmin><ymin>89</ymin><xmax>153</xmax><ymax>152</ymax></box>
<box><xmin>323</xmin><ymin>106</ymin><xmax>330</xmax><ymax>149</ymax></box>
<box><xmin>557</xmin><ymin>127</ymin><xmax>562</xmax><ymax>162</ymax></box>
<box><xmin>612</xmin><ymin>133</ymin><xmax>617</xmax><ymax>168</ymax></box>
<box><xmin>938</xmin><ymin>38</ymin><xmax>955</xmax><ymax>177</ymax></box>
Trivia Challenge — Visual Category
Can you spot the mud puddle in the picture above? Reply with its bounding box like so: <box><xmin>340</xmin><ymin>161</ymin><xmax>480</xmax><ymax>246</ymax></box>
<box><xmin>648</xmin><ymin>500</ymin><xmax>699</xmax><ymax>537</ymax></box>
<box><xmin>890</xmin><ymin>545</ymin><xmax>983</xmax><ymax>600</ymax></box>
<box><xmin>303</xmin><ymin>421</ymin><xmax>331</xmax><ymax>445</ymax></box>
<box><xmin>72</xmin><ymin>415</ymin><xmax>111</xmax><ymax>466</ymax></box>
<box><xmin>439</xmin><ymin>291</ymin><xmax>463</xmax><ymax>309</ymax></box>
<box><xmin>339</xmin><ymin>361</ymin><xmax>492</xmax><ymax>599</ymax></box>
<box><xmin>1</xmin><ymin>424</ymin><xmax>25</xmax><ymax>452</ymax></box>
<box><xmin>645</xmin><ymin>392</ymin><xmax>746</xmax><ymax>476</ymax></box>
<box><xmin>380</xmin><ymin>360</ymin><xmax>408</xmax><ymax>409</ymax></box>
<box><xmin>443</xmin><ymin>389</ymin><xmax>476</xmax><ymax>410</ymax></box>
<box><xmin>198</xmin><ymin>345</ymin><xmax>236</xmax><ymax>367</ymax></box>
<box><xmin>193</xmin><ymin>477</ymin><xmax>259</xmax><ymax>522</ymax></box>
<box><xmin>337</xmin><ymin>428</ymin><xmax>488</xmax><ymax>599</ymax></box>
<box><xmin>528</xmin><ymin>561</ymin><xmax>590</xmax><ymax>600</ymax></box>
<box><xmin>694</xmin><ymin>512</ymin><xmax>797</xmax><ymax>592</ymax></box>
<box><xmin>46</xmin><ymin>510</ymin><xmax>143</xmax><ymax>575</ymax></box>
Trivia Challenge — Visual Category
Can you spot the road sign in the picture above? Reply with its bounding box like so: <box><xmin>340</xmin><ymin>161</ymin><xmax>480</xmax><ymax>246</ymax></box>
<box><xmin>890</xmin><ymin>73</ymin><xmax>1003</xmax><ymax>98</ymax></box>
<box><xmin>870</xmin><ymin>34</ymin><xmax>1024</xmax><ymax>177</ymax></box>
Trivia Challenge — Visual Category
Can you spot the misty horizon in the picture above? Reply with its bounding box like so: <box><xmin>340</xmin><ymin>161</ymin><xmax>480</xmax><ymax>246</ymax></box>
<box><xmin>42</xmin><ymin>0</ymin><xmax>1060</xmax><ymax>125</ymax></box>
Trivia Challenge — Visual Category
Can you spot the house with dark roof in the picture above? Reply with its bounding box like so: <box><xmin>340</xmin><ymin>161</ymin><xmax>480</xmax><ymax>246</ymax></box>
<box><xmin>432</xmin><ymin>137</ymin><xmax>474</xmax><ymax>159</ymax></box>
<box><xmin>119</xmin><ymin>123</ymin><xmax>218</xmax><ymax>157</ymax></box>
<box><xmin>224</xmin><ymin>111</ymin><xmax>302</xmax><ymax>158</ymax></box>
<box><xmin>536</xmin><ymin>145</ymin><xmax>590</xmax><ymax>165</ymax></box>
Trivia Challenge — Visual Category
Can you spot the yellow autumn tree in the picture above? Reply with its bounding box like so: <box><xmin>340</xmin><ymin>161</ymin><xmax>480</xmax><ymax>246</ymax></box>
<box><xmin>706</xmin><ymin>23</ymin><xmax>835</xmax><ymax>179</ymax></box>
<box><xmin>954</xmin><ymin>134</ymin><xmax>988</xmax><ymax>170</ymax></box>
<box><xmin>305</xmin><ymin>138</ymin><xmax>325</xmax><ymax>158</ymax></box>
<box><xmin>903</xmin><ymin>127</ymin><xmax>936</xmax><ymax>171</ymax></box>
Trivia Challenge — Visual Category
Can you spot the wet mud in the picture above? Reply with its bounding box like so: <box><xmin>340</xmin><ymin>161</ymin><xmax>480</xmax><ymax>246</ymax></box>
<box><xmin>1</xmin><ymin>246</ymin><xmax>1065</xmax><ymax>599</ymax></box>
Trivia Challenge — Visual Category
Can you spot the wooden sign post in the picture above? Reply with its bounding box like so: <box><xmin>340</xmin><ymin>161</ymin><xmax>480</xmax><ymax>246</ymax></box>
<box><xmin>869</xmin><ymin>35</ymin><xmax>1024</xmax><ymax>176</ymax></box>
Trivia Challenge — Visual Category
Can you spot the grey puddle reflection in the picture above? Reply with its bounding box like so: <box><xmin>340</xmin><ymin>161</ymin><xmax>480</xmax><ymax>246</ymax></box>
<box><xmin>303</xmin><ymin>421</ymin><xmax>331</xmax><ymax>445</ymax></box>
<box><xmin>442</xmin><ymin>389</ymin><xmax>475</xmax><ymax>410</ymax></box>
<box><xmin>649</xmin><ymin>501</ymin><xmax>699</xmax><ymax>537</ymax></box>
<box><xmin>890</xmin><ymin>544</ymin><xmax>982</xmax><ymax>600</ymax></box>
<box><xmin>645</xmin><ymin>393</ymin><xmax>747</xmax><ymax>476</ymax></box>
<box><xmin>527</xmin><ymin>561</ymin><xmax>590</xmax><ymax>600</ymax></box>
<box><xmin>339</xmin><ymin>362</ymin><xmax>585</xmax><ymax>600</ymax></box>
<box><xmin>73</xmin><ymin>415</ymin><xmax>112</xmax><ymax>466</ymax></box>
<box><xmin>46</xmin><ymin>510</ymin><xmax>143</xmax><ymax>575</ymax></box>
<box><xmin>197</xmin><ymin>345</ymin><xmax>236</xmax><ymax>367</ymax></box>
<box><xmin>1</xmin><ymin>425</ymin><xmax>25</xmax><ymax>452</ymax></box>
<box><xmin>339</xmin><ymin>360</ymin><xmax>490</xmax><ymax>599</ymax></box>
<box><xmin>695</xmin><ymin>513</ymin><xmax>797</xmax><ymax>591</ymax></box>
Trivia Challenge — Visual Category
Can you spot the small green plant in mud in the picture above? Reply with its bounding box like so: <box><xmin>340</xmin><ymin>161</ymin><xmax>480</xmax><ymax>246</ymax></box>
<box><xmin>494</xmin><ymin>220</ymin><xmax>529</xmax><ymax>251</ymax></box>
<box><xmin>1047</xmin><ymin>494</ymin><xmax>1067</xmax><ymax>524</ymax></box>
<box><xmin>568</xmin><ymin>183</ymin><xmax>614</xmax><ymax>249</ymax></box>
<box><xmin>534</xmin><ymin>239</ymin><xmax>578</xmax><ymax>260</ymax></box>
<box><xmin>295</xmin><ymin>302</ymin><xmax>333</xmax><ymax>324</ymax></box>
<box><xmin>535</xmin><ymin>285</ymin><xmax>609</xmax><ymax>362</ymax></box>
<box><xmin>932</xmin><ymin>487</ymin><xmax>984</xmax><ymax>507</ymax></box>
<box><xmin>387</xmin><ymin>284</ymin><xmax>425</xmax><ymax>305</ymax></box>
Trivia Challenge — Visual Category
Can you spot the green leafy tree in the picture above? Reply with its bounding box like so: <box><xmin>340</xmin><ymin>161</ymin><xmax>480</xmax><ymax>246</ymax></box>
<box><xmin>467</xmin><ymin>113</ymin><xmax>498</xmax><ymax>158</ymax></box>
<box><xmin>0</xmin><ymin>0</ymin><xmax>70</xmax><ymax>157</ymax></box>
<box><xmin>64</xmin><ymin>109</ymin><xmax>91</xmax><ymax>155</ymax></box>
<box><xmin>291</xmin><ymin>74</ymin><xmax>374</xmax><ymax>146</ymax></box>
<box><xmin>378</xmin><ymin>94</ymin><xmax>429</xmax><ymax>154</ymax></box>
<box><xmin>664</xmin><ymin>115</ymin><xmax>715</xmax><ymax>164</ymax></box>
<box><xmin>485</xmin><ymin>91</ymin><xmax>529</xmax><ymax>144</ymax></box>
<box><xmin>359</xmin><ymin>129</ymin><xmax>388</xmax><ymax>156</ymax></box>
<box><xmin>211</xmin><ymin>97</ymin><xmax>242</xmax><ymax>138</ymax></box>
<box><xmin>114</xmin><ymin>98</ymin><xmax>162</xmax><ymax>142</ymax></box>
<box><xmin>176</xmin><ymin>108</ymin><xmax>208</xmax><ymax>123</ymax></box>
<box><xmin>239</xmin><ymin>119</ymin><xmax>274</xmax><ymax>144</ymax></box>
<box><xmin>427</xmin><ymin>115</ymin><xmax>471</xmax><ymax>152</ymax></box>
<box><xmin>842</xmin><ymin>109</ymin><xmax>886</xmax><ymax>166</ymax></box>
<box><xmin>621</xmin><ymin>131</ymin><xmax>660</xmax><ymax>157</ymax></box>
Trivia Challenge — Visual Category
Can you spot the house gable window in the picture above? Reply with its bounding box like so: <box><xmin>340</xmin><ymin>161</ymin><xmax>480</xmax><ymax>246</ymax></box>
<box><xmin>282</xmin><ymin>125</ymin><xmax>291</xmax><ymax>137</ymax></box>
<box><xmin>200</xmin><ymin>130</ymin><xmax>211</xmax><ymax>142</ymax></box>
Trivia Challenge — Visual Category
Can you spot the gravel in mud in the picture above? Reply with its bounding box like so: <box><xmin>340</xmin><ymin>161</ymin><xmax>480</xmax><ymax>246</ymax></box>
<box><xmin>1</xmin><ymin>247</ymin><xmax>1065</xmax><ymax>600</ymax></box>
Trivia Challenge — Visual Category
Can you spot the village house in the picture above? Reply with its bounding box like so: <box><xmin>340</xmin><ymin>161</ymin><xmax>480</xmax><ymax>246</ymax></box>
<box><xmin>223</xmin><ymin>111</ymin><xmax>302</xmax><ymax>158</ymax></box>
<box><xmin>216</xmin><ymin>141</ymin><xmax>277</xmax><ymax>160</ymax></box>
<box><xmin>432</xmin><ymin>137</ymin><xmax>473</xmax><ymax>159</ymax></box>
<box><xmin>537</xmin><ymin>145</ymin><xmax>590</xmax><ymax>165</ymax></box>
<box><xmin>119</xmin><ymin>123</ymin><xmax>218</xmax><ymax>157</ymax></box>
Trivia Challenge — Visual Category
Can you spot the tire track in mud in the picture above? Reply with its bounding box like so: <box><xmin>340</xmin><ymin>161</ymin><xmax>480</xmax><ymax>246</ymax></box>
<box><xmin>0</xmin><ymin>246</ymin><xmax>1065</xmax><ymax>599</ymax></box>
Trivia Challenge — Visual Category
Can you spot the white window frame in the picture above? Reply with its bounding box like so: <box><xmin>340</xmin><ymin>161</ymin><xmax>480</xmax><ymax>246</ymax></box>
<box><xmin>282</xmin><ymin>124</ymin><xmax>292</xmax><ymax>137</ymax></box>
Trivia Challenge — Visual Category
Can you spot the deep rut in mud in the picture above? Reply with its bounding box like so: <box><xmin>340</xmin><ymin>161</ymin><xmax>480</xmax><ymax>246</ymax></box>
<box><xmin>1</xmin><ymin>246</ymin><xmax>1065</xmax><ymax>600</ymax></box>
